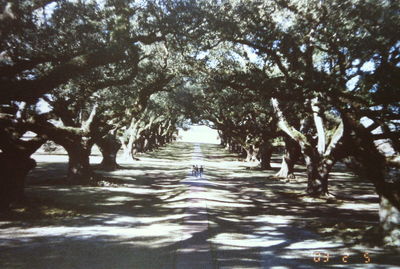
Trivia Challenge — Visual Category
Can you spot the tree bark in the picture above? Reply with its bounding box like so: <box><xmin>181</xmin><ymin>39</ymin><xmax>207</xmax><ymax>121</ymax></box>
<box><xmin>218</xmin><ymin>130</ymin><xmax>226</xmax><ymax>146</ymax></box>
<box><xmin>97</xmin><ymin>134</ymin><xmax>121</xmax><ymax>171</ymax></box>
<box><xmin>0</xmin><ymin>121</ymin><xmax>45</xmax><ymax>210</ymax></box>
<box><xmin>304</xmin><ymin>154</ymin><xmax>331</xmax><ymax>195</ymax></box>
<box><xmin>275</xmin><ymin>153</ymin><xmax>296</xmax><ymax>178</ymax></box>
<box><xmin>244</xmin><ymin>147</ymin><xmax>253</xmax><ymax>162</ymax></box>
<box><xmin>124</xmin><ymin>131</ymin><xmax>137</xmax><ymax>160</ymax></box>
<box><xmin>380</xmin><ymin>195</ymin><xmax>400</xmax><ymax>246</ymax></box>
<box><xmin>311</xmin><ymin>97</ymin><xmax>326</xmax><ymax>155</ymax></box>
<box><xmin>64</xmin><ymin>141</ymin><xmax>93</xmax><ymax>182</ymax></box>
<box><xmin>143</xmin><ymin>137</ymin><xmax>150</xmax><ymax>152</ymax></box>
<box><xmin>250</xmin><ymin>145</ymin><xmax>259</xmax><ymax>162</ymax></box>
<box><xmin>275</xmin><ymin>155</ymin><xmax>293</xmax><ymax>178</ymax></box>
<box><xmin>0</xmin><ymin>153</ymin><xmax>36</xmax><ymax>210</ymax></box>
<box><xmin>148</xmin><ymin>133</ymin><xmax>157</xmax><ymax>151</ymax></box>
<box><xmin>259</xmin><ymin>144</ymin><xmax>273</xmax><ymax>170</ymax></box>
<box><xmin>225</xmin><ymin>142</ymin><xmax>230</xmax><ymax>150</ymax></box>
<box><xmin>275</xmin><ymin>137</ymin><xmax>300</xmax><ymax>178</ymax></box>
<box><xmin>228</xmin><ymin>142</ymin><xmax>234</xmax><ymax>152</ymax></box>
<box><xmin>271</xmin><ymin>97</ymin><xmax>344</xmax><ymax>195</ymax></box>
<box><xmin>344</xmin><ymin>113</ymin><xmax>400</xmax><ymax>246</ymax></box>
<box><xmin>122</xmin><ymin>118</ymin><xmax>141</xmax><ymax>160</ymax></box>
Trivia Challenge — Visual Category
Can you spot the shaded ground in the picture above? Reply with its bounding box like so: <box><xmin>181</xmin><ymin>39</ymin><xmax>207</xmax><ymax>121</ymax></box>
<box><xmin>0</xmin><ymin>142</ymin><xmax>399</xmax><ymax>268</ymax></box>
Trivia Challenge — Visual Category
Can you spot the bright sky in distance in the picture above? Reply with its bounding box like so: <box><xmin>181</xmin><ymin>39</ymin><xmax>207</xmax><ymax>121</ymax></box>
<box><xmin>177</xmin><ymin>125</ymin><xmax>220</xmax><ymax>144</ymax></box>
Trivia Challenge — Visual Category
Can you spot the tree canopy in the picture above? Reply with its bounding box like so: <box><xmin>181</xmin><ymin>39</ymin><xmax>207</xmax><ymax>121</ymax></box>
<box><xmin>1</xmin><ymin>0</ymin><xmax>399</xmax><ymax>246</ymax></box>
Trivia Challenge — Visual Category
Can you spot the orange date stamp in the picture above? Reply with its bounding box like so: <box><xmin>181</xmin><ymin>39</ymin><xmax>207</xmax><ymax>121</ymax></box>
<box><xmin>312</xmin><ymin>251</ymin><xmax>371</xmax><ymax>264</ymax></box>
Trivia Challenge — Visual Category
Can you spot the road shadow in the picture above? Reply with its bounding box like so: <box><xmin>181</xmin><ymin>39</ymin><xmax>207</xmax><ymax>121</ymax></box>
<box><xmin>198</xmin><ymin>143</ymin><xmax>400</xmax><ymax>268</ymax></box>
<box><xmin>1</xmin><ymin>142</ymin><xmax>399</xmax><ymax>268</ymax></box>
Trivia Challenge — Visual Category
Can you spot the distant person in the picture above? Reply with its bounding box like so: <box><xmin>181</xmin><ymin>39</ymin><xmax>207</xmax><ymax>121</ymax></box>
<box><xmin>192</xmin><ymin>165</ymin><xmax>196</xmax><ymax>176</ymax></box>
<box><xmin>199</xmin><ymin>165</ymin><xmax>204</xmax><ymax>177</ymax></box>
<box><xmin>194</xmin><ymin>165</ymin><xmax>199</xmax><ymax>177</ymax></box>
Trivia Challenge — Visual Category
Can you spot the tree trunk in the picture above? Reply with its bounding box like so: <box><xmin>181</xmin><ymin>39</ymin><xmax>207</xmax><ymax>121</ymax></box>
<box><xmin>122</xmin><ymin>118</ymin><xmax>142</xmax><ymax>160</ymax></box>
<box><xmin>97</xmin><ymin>134</ymin><xmax>121</xmax><ymax>171</ymax></box>
<box><xmin>122</xmin><ymin>136</ymin><xmax>140</xmax><ymax>160</ymax></box>
<box><xmin>218</xmin><ymin>131</ymin><xmax>226</xmax><ymax>146</ymax></box>
<box><xmin>259</xmin><ymin>144</ymin><xmax>273</xmax><ymax>170</ymax></box>
<box><xmin>133</xmin><ymin>144</ymin><xmax>140</xmax><ymax>155</ymax></box>
<box><xmin>304</xmin><ymin>141</ymin><xmax>341</xmax><ymax>195</ymax></box>
<box><xmin>344</xmin><ymin>114</ymin><xmax>400</xmax><ymax>246</ymax></box>
<box><xmin>140</xmin><ymin>137</ymin><xmax>146</xmax><ymax>152</ymax></box>
<box><xmin>304</xmin><ymin>154</ymin><xmax>331</xmax><ymax>196</ymax></box>
<box><xmin>0</xmin><ymin>153</ymin><xmax>36</xmax><ymax>210</ymax></box>
<box><xmin>244</xmin><ymin>147</ymin><xmax>253</xmax><ymax>162</ymax></box>
<box><xmin>0</xmin><ymin>127</ymin><xmax>44</xmax><ymax>210</ymax></box>
<box><xmin>124</xmin><ymin>133</ymin><xmax>135</xmax><ymax>160</ymax></box>
<box><xmin>271</xmin><ymin>98</ymin><xmax>344</xmax><ymax>195</ymax></box>
<box><xmin>275</xmin><ymin>155</ymin><xmax>293</xmax><ymax>178</ymax></box>
<box><xmin>120</xmin><ymin>137</ymin><xmax>128</xmax><ymax>158</ymax></box>
<box><xmin>275</xmin><ymin>137</ymin><xmax>301</xmax><ymax>178</ymax></box>
<box><xmin>148</xmin><ymin>134</ymin><xmax>157</xmax><ymax>151</ymax></box>
<box><xmin>230</xmin><ymin>142</ymin><xmax>235</xmax><ymax>152</ymax></box>
<box><xmin>354</xmin><ymin>152</ymin><xmax>400</xmax><ymax>246</ymax></box>
<box><xmin>233</xmin><ymin>142</ymin><xmax>239</xmax><ymax>152</ymax></box>
<box><xmin>250</xmin><ymin>145</ymin><xmax>259</xmax><ymax>162</ymax></box>
<box><xmin>65</xmin><ymin>144</ymin><xmax>93</xmax><ymax>182</ymax></box>
<box><xmin>224</xmin><ymin>137</ymin><xmax>231</xmax><ymax>150</ymax></box>
<box><xmin>380</xmin><ymin>195</ymin><xmax>400</xmax><ymax>246</ymax></box>
<box><xmin>228</xmin><ymin>142</ymin><xmax>234</xmax><ymax>151</ymax></box>
<box><xmin>100</xmin><ymin>150</ymin><xmax>119</xmax><ymax>170</ymax></box>
<box><xmin>143</xmin><ymin>137</ymin><xmax>149</xmax><ymax>152</ymax></box>
<box><xmin>225</xmin><ymin>142</ymin><xmax>230</xmax><ymax>150</ymax></box>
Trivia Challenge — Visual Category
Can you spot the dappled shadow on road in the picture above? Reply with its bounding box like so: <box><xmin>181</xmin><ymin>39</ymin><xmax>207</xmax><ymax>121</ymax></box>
<box><xmin>1</xmin><ymin>142</ymin><xmax>399</xmax><ymax>268</ymax></box>
<box><xmin>1</xmin><ymin>143</ymin><xmax>197</xmax><ymax>269</ymax></box>
<box><xmin>198</xmin><ymin>143</ymin><xmax>399</xmax><ymax>268</ymax></box>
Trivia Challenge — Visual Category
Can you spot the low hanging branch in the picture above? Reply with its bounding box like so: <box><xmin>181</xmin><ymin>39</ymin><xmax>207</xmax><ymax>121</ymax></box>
<box><xmin>324</xmin><ymin>120</ymin><xmax>344</xmax><ymax>157</ymax></box>
<box><xmin>0</xmin><ymin>2</ymin><xmax>15</xmax><ymax>22</ymax></box>
<box><xmin>81</xmin><ymin>104</ymin><xmax>98</xmax><ymax>133</ymax></box>
<box><xmin>0</xmin><ymin>46</ymin><xmax>128</xmax><ymax>102</ymax></box>
<box><xmin>311</xmin><ymin>97</ymin><xmax>326</xmax><ymax>155</ymax></box>
<box><xmin>270</xmin><ymin>97</ymin><xmax>310</xmax><ymax>148</ymax></box>
<box><xmin>1</xmin><ymin>30</ymin><xmax>165</xmax><ymax>103</ymax></box>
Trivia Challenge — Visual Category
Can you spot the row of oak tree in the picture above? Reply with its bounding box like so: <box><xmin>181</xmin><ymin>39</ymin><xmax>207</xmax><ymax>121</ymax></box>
<box><xmin>0</xmin><ymin>0</ymin><xmax>399</xmax><ymax>246</ymax></box>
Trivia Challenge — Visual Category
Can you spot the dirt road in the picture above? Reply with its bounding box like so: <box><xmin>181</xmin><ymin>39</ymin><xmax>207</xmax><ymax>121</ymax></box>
<box><xmin>0</xmin><ymin>143</ymin><xmax>398</xmax><ymax>268</ymax></box>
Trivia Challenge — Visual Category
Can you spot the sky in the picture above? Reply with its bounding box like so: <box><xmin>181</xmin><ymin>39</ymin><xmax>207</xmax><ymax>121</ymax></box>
<box><xmin>177</xmin><ymin>125</ymin><xmax>220</xmax><ymax>144</ymax></box>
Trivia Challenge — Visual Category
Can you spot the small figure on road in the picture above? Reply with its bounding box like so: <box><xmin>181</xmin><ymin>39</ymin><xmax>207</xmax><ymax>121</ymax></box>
<box><xmin>194</xmin><ymin>165</ymin><xmax>199</xmax><ymax>177</ymax></box>
<box><xmin>191</xmin><ymin>165</ymin><xmax>197</xmax><ymax>176</ymax></box>
<box><xmin>199</xmin><ymin>165</ymin><xmax>204</xmax><ymax>177</ymax></box>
